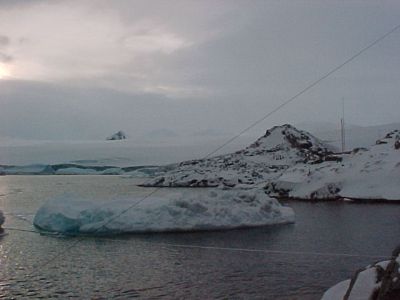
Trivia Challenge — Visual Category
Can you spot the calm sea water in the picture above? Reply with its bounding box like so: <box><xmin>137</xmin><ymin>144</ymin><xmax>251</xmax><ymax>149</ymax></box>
<box><xmin>0</xmin><ymin>175</ymin><xmax>399</xmax><ymax>299</ymax></box>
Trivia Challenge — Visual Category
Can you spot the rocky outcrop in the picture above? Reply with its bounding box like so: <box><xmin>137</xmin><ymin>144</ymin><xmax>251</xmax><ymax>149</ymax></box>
<box><xmin>107</xmin><ymin>131</ymin><xmax>127</xmax><ymax>140</ymax></box>
<box><xmin>322</xmin><ymin>246</ymin><xmax>400</xmax><ymax>300</ymax></box>
<box><xmin>141</xmin><ymin>124</ymin><xmax>334</xmax><ymax>187</ymax></box>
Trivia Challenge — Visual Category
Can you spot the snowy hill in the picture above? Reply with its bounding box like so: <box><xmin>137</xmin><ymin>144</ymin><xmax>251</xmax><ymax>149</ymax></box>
<box><xmin>266</xmin><ymin>129</ymin><xmax>400</xmax><ymax>201</ymax></box>
<box><xmin>142</xmin><ymin>124</ymin><xmax>336</xmax><ymax>187</ymax></box>
<box><xmin>143</xmin><ymin>124</ymin><xmax>400</xmax><ymax>201</ymax></box>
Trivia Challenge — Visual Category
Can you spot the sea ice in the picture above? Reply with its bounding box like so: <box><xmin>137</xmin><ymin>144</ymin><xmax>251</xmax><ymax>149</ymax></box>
<box><xmin>33</xmin><ymin>189</ymin><xmax>295</xmax><ymax>234</ymax></box>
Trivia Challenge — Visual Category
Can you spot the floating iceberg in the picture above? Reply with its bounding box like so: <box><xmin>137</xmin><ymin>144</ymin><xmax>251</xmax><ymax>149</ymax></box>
<box><xmin>106</xmin><ymin>130</ymin><xmax>127</xmax><ymax>141</ymax></box>
<box><xmin>33</xmin><ymin>189</ymin><xmax>294</xmax><ymax>234</ymax></box>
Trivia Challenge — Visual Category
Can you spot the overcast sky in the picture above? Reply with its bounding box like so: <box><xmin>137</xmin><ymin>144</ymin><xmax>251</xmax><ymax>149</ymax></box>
<box><xmin>0</xmin><ymin>0</ymin><xmax>399</xmax><ymax>140</ymax></box>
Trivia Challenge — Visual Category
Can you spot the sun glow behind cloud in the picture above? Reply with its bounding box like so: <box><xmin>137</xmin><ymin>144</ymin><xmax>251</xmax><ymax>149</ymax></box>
<box><xmin>0</xmin><ymin>63</ymin><xmax>11</xmax><ymax>79</ymax></box>
<box><xmin>0</xmin><ymin>1</ymin><xmax>194</xmax><ymax>95</ymax></box>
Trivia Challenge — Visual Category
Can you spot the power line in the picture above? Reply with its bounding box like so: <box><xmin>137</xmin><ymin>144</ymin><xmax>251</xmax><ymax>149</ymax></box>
<box><xmin>133</xmin><ymin>241</ymin><xmax>389</xmax><ymax>259</ymax></box>
<box><xmin>204</xmin><ymin>23</ymin><xmax>400</xmax><ymax>159</ymax></box>
<box><xmin>18</xmin><ymin>21</ymin><xmax>400</xmax><ymax>277</ymax></box>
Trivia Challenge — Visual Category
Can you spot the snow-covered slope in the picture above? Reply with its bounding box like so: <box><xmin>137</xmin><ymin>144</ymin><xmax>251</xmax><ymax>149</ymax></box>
<box><xmin>266</xmin><ymin>130</ymin><xmax>400</xmax><ymax>201</ymax></box>
<box><xmin>142</xmin><ymin>124</ymin><xmax>400</xmax><ymax>201</ymax></box>
<box><xmin>143</xmin><ymin>124</ymin><xmax>335</xmax><ymax>187</ymax></box>
<box><xmin>33</xmin><ymin>189</ymin><xmax>295</xmax><ymax>234</ymax></box>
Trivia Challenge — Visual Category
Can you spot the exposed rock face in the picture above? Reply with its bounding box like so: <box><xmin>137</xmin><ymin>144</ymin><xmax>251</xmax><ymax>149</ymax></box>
<box><xmin>107</xmin><ymin>131</ymin><xmax>127</xmax><ymax>141</ymax></box>
<box><xmin>322</xmin><ymin>246</ymin><xmax>400</xmax><ymax>300</ymax></box>
<box><xmin>142</xmin><ymin>124</ymin><xmax>334</xmax><ymax>187</ymax></box>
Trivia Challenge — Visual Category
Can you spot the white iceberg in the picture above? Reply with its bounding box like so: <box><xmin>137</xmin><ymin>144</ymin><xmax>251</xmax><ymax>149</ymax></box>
<box><xmin>33</xmin><ymin>189</ymin><xmax>295</xmax><ymax>234</ymax></box>
<box><xmin>106</xmin><ymin>130</ymin><xmax>127</xmax><ymax>141</ymax></box>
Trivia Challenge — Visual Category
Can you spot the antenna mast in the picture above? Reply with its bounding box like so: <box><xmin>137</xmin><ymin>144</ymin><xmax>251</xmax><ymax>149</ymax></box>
<box><xmin>340</xmin><ymin>98</ymin><xmax>346</xmax><ymax>152</ymax></box>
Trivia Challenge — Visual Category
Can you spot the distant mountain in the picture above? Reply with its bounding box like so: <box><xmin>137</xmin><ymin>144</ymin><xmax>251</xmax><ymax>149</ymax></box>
<box><xmin>295</xmin><ymin>121</ymin><xmax>339</xmax><ymax>133</ymax></box>
<box><xmin>142</xmin><ymin>129</ymin><xmax>179</xmax><ymax>139</ymax></box>
<box><xmin>296</xmin><ymin>121</ymin><xmax>362</xmax><ymax>133</ymax></box>
<box><xmin>192</xmin><ymin>129</ymin><xmax>227</xmax><ymax>137</ymax></box>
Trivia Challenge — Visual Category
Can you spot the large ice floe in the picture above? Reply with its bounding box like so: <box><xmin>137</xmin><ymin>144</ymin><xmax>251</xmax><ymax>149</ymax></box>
<box><xmin>33</xmin><ymin>189</ymin><xmax>294</xmax><ymax>234</ymax></box>
<box><xmin>322</xmin><ymin>247</ymin><xmax>400</xmax><ymax>300</ymax></box>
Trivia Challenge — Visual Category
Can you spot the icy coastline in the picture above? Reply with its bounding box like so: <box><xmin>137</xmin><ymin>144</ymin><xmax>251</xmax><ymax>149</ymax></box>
<box><xmin>3</xmin><ymin>124</ymin><xmax>400</xmax><ymax>202</ymax></box>
<box><xmin>33</xmin><ymin>189</ymin><xmax>295</xmax><ymax>234</ymax></box>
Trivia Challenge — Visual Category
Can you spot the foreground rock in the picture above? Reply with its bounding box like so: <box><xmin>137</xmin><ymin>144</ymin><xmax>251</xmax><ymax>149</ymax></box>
<box><xmin>0</xmin><ymin>210</ymin><xmax>4</xmax><ymax>234</ymax></box>
<box><xmin>142</xmin><ymin>124</ymin><xmax>335</xmax><ymax>187</ymax></box>
<box><xmin>33</xmin><ymin>189</ymin><xmax>294</xmax><ymax>234</ymax></box>
<box><xmin>322</xmin><ymin>246</ymin><xmax>400</xmax><ymax>300</ymax></box>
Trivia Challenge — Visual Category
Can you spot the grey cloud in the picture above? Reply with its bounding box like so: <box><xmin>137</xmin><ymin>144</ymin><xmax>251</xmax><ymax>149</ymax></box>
<box><xmin>0</xmin><ymin>52</ymin><xmax>13</xmax><ymax>62</ymax></box>
<box><xmin>0</xmin><ymin>35</ymin><xmax>10</xmax><ymax>46</ymax></box>
<box><xmin>1</xmin><ymin>1</ymin><xmax>400</xmax><ymax>140</ymax></box>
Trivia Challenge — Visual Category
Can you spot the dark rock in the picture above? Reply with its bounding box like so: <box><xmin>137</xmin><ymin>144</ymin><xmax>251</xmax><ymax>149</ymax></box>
<box><xmin>339</xmin><ymin>246</ymin><xmax>400</xmax><ymax>300</ymax></box>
